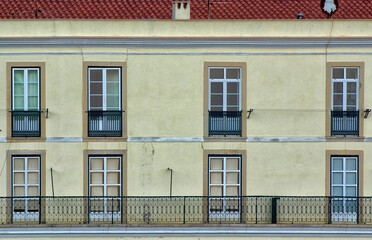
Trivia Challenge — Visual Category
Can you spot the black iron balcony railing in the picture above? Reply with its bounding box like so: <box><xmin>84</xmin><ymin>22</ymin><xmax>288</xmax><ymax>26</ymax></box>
<box><xmin>0</xmin><ymin>196</ymin><xmax>369</xmax><ymax>225</ymax></box>
<box><xmin>88</xmin><ymin>111</ymin><xmax>122</xmax><ymax>137</ymax></box>
<box><xmin>11</xmin><ymin>111</ymin><xmax>41</xmax><ymax>137</ymax></box>
<box><xmin>209</xmin><ymin>111</ymin><xmax>242</xmax><ymax>136</ymax></box>
<box><xmin>331</xmin><ymin>110</ymin><xmax>359</xmax><ymax>136</ymax></box>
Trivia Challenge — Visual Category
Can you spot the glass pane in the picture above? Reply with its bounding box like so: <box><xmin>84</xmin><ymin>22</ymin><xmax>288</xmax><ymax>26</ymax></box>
<box><xmin>106</xmin><ymin>95</ymin><xmax>120</xmax><ymax>109</ymax></box>
<box><xmin>333</xmin><ymin>82</ymin><xmax>343</xmax><ymax>93</ymax></box>
<box><xmin>28</xmin><ymin>70</ymin><xmax>38</xmax><ymax>83</ymax></box>
<box><xmin>333</xmin><ymin>68</ymin><xmax>344</xmax><ymax>79</ymax></box>
<box><xmin>13</xmin><ymin>158</ymin><xmax>25</xmax><ymax>170</ymax></box>
<box><xmin>347</xmin><ymin>106</ymin><xmax>357</xmax><ymax>111</ymax></box>
<box><xmin>226</xmin><ymin>172</ymin><xmax>239</xmax><ymax>184</ymax></box>
<box><xmin>210</xmin><ymin>172</ymin><xmax>222</xmax><ymax>184</ymax></box>
<box><xmin>226</xmin><ymin>158</ymin><xmax>239</xmax><ymax>170</ymax></box>
<box><xmin>346</xmin><ymin>173</ymin><xmax>356</xmax><ymax>184</ymax></box>
<box><xmin>14</xmin><ymin>172</ymin><xmax>25</xmax><ymax>184</ymax></box>
<box><xmin>14</xmin><ymin>186</ymin><xmax>25</xmax><ymax>196</ymax></box>
<box><xmin>226</xmin><ymin>68</ymin><xmax>240</xmax><ymax>79</ymax></box>
<box><xmin>14</xmin><ymin>96</ymin><xmax>24</xmax><ymax>110</ymax></box>
<box><xmin>347</xmin><ymin>94</ymin><xmax>356</xmax><ymax>106</ymax></box>
<box><xmin>347</xmin><ymin>82</ymin><xmax>356</xmax><ymax>93</ymax></box>
<box><xmin>28</xmin><ymin>186</ymin><xmax>39</xmax><ymax>196</ymax></box>
<box><xmin>346</xmin><ymin>187</ymin><xmax>357</xmax><ymax>197</ymax></box>
<box><xmin>90</xmin><ymin>158</ymin><xmax>103</xmax><ymax>170</ymax></box>
<box><xmin>28</xmin><ymin>96</ymin><xmax>39</xmax><ymax>110</ymax></box>
<box><xmin>106</xmin><ymin>82</ymin><xmax>119</xmax><ymax>94</ymax></box>
<box><xmin>210</xmin><ymin>69</ymin><xmax>224</xmax><ymax>79</ymax></box>
<box><xmin>332</xmin><ymin>173</ymin><xmax>343</xmax><ymax>184</ymax></box>
<box><xmin>332</xmin><ymin>186</ymin><xmax>343</xmax><ymax>196</ymax></box>
<box><xmin>90</xmin><ymin>69</ymin><xmax>102</xmax><ymax>82</ymax></box>
<box><xmin>28</xmin><ymin>158</ymin><xmax>39</xmax><ymax>170</ymax></box>
<box><xmin>91</xmin><ymin>186</ymin><xmax>103</xmax><ymax>196</ymax></box>
<box><xmin>227</xmin><ymin>94</ymin><xmax>238</xmax><ymax>106</ymax></box>
<box><xmin>333</xmin><ymin>94</ymin><xmax>343</xmax><ymax>106</ymax></box>
<box><xmin>210</xmin><ymin>94</ymin><xmax>223</xmax><ymax>106</ymax></box>
<box><xmin>107</xmin><ymin>172</ymin><xmax>120</xmax><ymax>184</ymax></box>
<box><xmin>90</xmin><ymin>82</ymin><xmax>102</xmax><ymax>94</ymax></box>
<box><xmin>210</xmin><ymin>82</ymin><xmax>223</xmax><ymax>93</ymax></box>
<box><xmin>14</xmin><ymin>83</ymin><xmax>24</xmax><ymax>95</ymax></box>
<box><xmin>107</xmin><ymin>69</ymin><xmax>119</xmax><ymax>81</ymax></box>
<box><xmin>227</xmin><ymin>106</ymin><xmax>239</xmax><ymax>111</ymax></box>
<box><xmin>346</xmin><ymin>158</ymin><xmax>357</xmax><ymax>170</ymax></box>
<box><xmin>28</xmin><ymin>173</ymin><xmax>39</xmax><ymax>184</ymax></box>
<box><xmin>14</xmin><ymin>200</ymin><xmax>25</xmax><ymax>212</ymax></box>
<box><xmin>107</xmin><ymin>158</ymin><xmax>120</xmax><ymax>170</ymax></box>
<box><xmin>333</xmin><ymin>106</ymin><xmax>343</xmax><ymax>111</ymax></box>
<box><xmin>227</xmin><ymin>82</ymin><xmax>239</xmax><ymax>93</ymax></box>
<box><xmin>226</xmin><ymin>186</ymin><xmax>239</xmax><ymax>196</ymax></box>
<box><xmin>346</xmin><ymin>68</ymin><xmax>358</xmax><ymax>79</ymax></box>
<box><xmin>211</xmin><ymin>106</ymin><xmax>223</xmax><ymax>111</ymax></box>
<box><xmin>332</xmin><ymin>158</ymin><xmax>343</xmax><ymax>170</ymax></box>
<box><xmin>210</xmin><ymin>158</ymin><xmax>223</xmax><ymax>170</ymax></box>
<box><xmin>14</xmin><ymin>70</ymin><xmax>24</xmax><ymax>83</ymax></box>
<box><xmin>91</xmin><ymin>173</ymin><xmax>103</xmax><ymax>184</ymax></box>
<box><xmin>210</xmin><ymin>186</ymin><xmax>222</xmax><ymax>196</ymax></box>
<box><xmin>107</xmin><ymin>186</ymin><xmax>119</xmax><ymax>196</ymax></box>
<box><xmin>90</xmin><ymin>95</ymin><xmax>103</xmax><ymax>109</ymax></box>
<box><xmin>28</xmin><ymin>200</ymin><xmax>39</xmax><ymax>211</ymax></box>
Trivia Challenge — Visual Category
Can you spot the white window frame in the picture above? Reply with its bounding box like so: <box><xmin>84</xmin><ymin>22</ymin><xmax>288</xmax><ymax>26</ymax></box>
<box><xmin>12</xmin><ymin>156</ymin><xmax>40</xmax><ymax>220</ymax></box>
<box><xmin>208</xmin><ymin>67</ymin><xmax>242</xmax><ymax>111</ymax></box>
<box><xmin>331</xmin><ymin>156</ymin><xmax>358</xmax><ymax>223</ymax></box>
<box><xmin>88</xmin><ymin>67</ymin><xmax>121</xmax><ymax>111</ymax></box>
<box><xmin>331</xmin><ymin>67</ymin><xmax>359</xmax><ymax>111</ymax></box>
<box><xmin>12</xmin><ymin>68</ymin><xmax>40</xmax><ymax>111</ymax></box>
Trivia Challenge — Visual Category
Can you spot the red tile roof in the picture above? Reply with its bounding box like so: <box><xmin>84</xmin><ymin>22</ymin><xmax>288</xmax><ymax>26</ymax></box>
<box><xmin>0</xmin><ymin>0</ymin><xmax>371</xmax><ymax>20</ymax></box>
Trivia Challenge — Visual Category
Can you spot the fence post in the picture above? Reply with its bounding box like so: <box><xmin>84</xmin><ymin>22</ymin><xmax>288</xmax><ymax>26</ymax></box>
<box><xmin>328</xmin><ymin>197</ymin><xmax>332</xmax><ymax>224</ymax></box>
<box><xmin>183</xmin><ymin>196</ymin><xmax>186</xmax><ymax>224</ymax></box>
<box><xmin>39</xmin><ymin>196</ymin><xmax>42</xmax><ymax>224</ymax></box>
<box><xmin>112</xmin><ymin>197</ymin><xmax>114</xmax><ymax>224</ymax></box>
<box><xmin>271</xmin><ymin>197</ymin><xmax>279</xmax><ymax>224</ymax></box>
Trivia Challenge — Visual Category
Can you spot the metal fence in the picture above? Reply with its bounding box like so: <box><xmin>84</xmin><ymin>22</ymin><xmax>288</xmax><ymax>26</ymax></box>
<box><xmin>1</xmin><ymin>196</ymin><xmax>371</xmax><ymax>225</ymax></box>
<box><xmin>331</xmin><ymin>110</ymin><xmax>359</xmax><ymax>136</ymax></box>
<box><xmin>11</xmin><ymin>111</ymin><xmax>41</xmax><ymax>137</ymax></box>
<box><xmin>88</xmin><ymin>111</ymin><xmax>122</xmax><ymax>137</ymax></box>
<box><xmin>208</xmin><ymin>111</ymin><xmax>242</xmax><ymax>136</ymax></box>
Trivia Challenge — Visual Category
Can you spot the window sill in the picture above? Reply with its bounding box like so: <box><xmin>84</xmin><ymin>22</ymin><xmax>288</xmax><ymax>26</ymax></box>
<box><xmin>326</xmin><ymin>136</ymin><xmax>365</xmax><ymax>142</ymax></box>
<box><xmin>204</xmin><ymin>136</ymin><xmax>246</xmax><ymax>142</ymax></box>
<box><xmin>83</xmin><ymin>137</ymin><xmax>127</xmax><ymax>142</ymax></box>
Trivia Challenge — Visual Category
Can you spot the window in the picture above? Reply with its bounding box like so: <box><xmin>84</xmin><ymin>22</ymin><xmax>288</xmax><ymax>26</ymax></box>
<box><xmin>88</xmin><ymin>67</ymin><xmax>122</xmax><ymax>137</ymax></box>
<box><xmin>208</xmin><ymin>67</ymin><xmax>242</xmax><ymax>136</ymax></box>
<box><xmin>331</xmin><ymin>156</ymin><xmax>358</xmax><ymax>222</ymax></box>
<box><xmin>208</xmin><ymin>155</ymin><xmax>241</xmax><ymax>220</ymax></box>
<box><xmin>12</xmin><ymin>156</ymin><xmax>40</xmax><ymax>222</ymax></box>
<box><xmin>331</xmin><ymin>67</ymin><xmax>359</xmax><ymax>136</ymax></box>
<box><xmin>88</xmin><ymin>156</ymin><xmax>122</xmax><ymax>221</ymax></box>
<box><xmin>11</xmin><ymin>68</ymin><xmax>41</xmax><ymax>137</ymax></box>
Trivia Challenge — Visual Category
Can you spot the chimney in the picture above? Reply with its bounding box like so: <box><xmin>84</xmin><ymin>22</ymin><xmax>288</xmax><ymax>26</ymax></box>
<box><xmin>172</xmin><ymin>1</ymin><xmax>190</xmax><ymax>20</ymax></box>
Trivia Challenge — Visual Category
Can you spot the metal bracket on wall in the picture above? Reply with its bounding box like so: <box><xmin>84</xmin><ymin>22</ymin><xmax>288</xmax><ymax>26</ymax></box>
<box><xmin>46</xmin><ymin>108</ymin><xmax>49</xmax><ymax>118</ymax></box>
<box><xmin>364</xmin><ymin>109</ymin><xmax>371</xmax><ymax>118</ymax></box>
<box><xmin>247</xmin><ymin>109</ymin><xmax>254</xmax><ymax>119</ymax></box>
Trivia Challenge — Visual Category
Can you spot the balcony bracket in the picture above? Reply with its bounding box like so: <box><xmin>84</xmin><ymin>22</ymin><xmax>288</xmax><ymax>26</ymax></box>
<box><xmin>247</xmin><ymin>109</ymin><xmax>254</xmax><ymax>119</ymax></box>
<box><xmin>364</xmin><ymin>109</ymin><xmax>371</xmax><ymax>119</ymax></box>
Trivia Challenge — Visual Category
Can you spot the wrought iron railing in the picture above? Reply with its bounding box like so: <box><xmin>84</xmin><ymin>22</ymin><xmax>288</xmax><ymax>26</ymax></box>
<box><xmin>209</xmin><ymin>111</ymin><xmax>242</xmax><ymax>136</ymax></box>
<box><xmin>0</xmin><ymin>196</ymin><xmax>370</xmax><ymax>225</ymax></box>
<box><xmin>331</xmin><ymin>110</ymin><xmax>359</xmax><ymax>136</ymax></box>
<box><xmin>88</xmin><ymin>111</ymin><xmax>122</xmax><ymax>137</ymax></box>
<box><xmin>11</xmin><ymin>111</ymin><xmax>41</xmax><ymax>137</ymax></box>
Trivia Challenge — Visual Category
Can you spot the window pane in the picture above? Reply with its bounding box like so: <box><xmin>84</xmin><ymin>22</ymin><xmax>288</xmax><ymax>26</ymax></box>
<box><xmin>333</xmin><ymin>82</ymin><xmax>343</xmax><ymax>93</ymax></box>
<box><xmin>347</xmin><ymin>82</ymin><xmax>356</xmax><ymax>94</ymax></box>
<box><xmin>106</xmin><ymin>69</ymin><xmax>119</xmax><ymax>82</ymax></box>
<box><xmin>14</xmin><ymin>83</ymin><xmax>24</xmax><ymax>95</ymax></box>
<box><xmin>210</xmin><ymin>158</ymin><xmax>223</xmax><ymax>170</ymax></box>
<box><xmin>346</xmin><ymin>173</ymin><xmax>356</xmax><ymax>184</ymax></box>
<box><xmin>14</xmin><ymin>186</ymin><xmax>25</xmax><ymax>196</ymax></box>
<box><xmin>106</xmin><ymin>96</ymin><xmax>120</xmax><ymax>109</ymax></box>
<box><xmin>28</xmin><ymin>186</ymin><xmax>39</xmax><ymax>196</ymax></box>
<box><xmin>14</xmin><ymin>172</ymin><xmax>25</xmax><ymax>184</ymax></box>
<box><xmin>90</xmin><ymin>96</ymin><xmax>103</xmax><ymax>109</ymax></box>
<box><xmin>28</xmin><ymin>200</ymin><xmax>39</xmax><ymax>211</ymax></box>
<box><xmin>90</xmin><ymin>69</ymin><xmax>102</xmax><ymax>82</ymax></box>
<box><xmin>211</xmin><ymin>94</ymin><xmax>223</xmax><ymax>106</ymax></box>
<box><xmin>333</xmin><ymin>68</ymin><xmax>344</xmax><ymax>79</ymax></box>
<box><xmin>107</xmin><ymin>82</ymin><xmax>119</xmax><ymax>95</ymax></box>
<box><xmin>28</xmin><ymin>96</ymin><xmax>39</xmax><ymax>110</ymax></box>
<box><xmin>227</xmin><ymin>106</ymin><xmax>239</xmax><ymax>111</ymax></box>
<box><xmin>91</xmin><ymin>186</ymin><xmax>103</xmax><ymax>196</ymax></box>
<box><xmin>210</xmin><ymin>172</ymin><xmax>222</xmax><ymax>184</ymax></box>
<box><xmin>347</xmin><ymin>94</ymin><xmax>356</xmax><ymax>106</ymax></box>
<box><xmin>226</xmin><ymin>158</ymin><xmax>239</xmax><ymax>170</ymax></box>
<box><xmin>28</xmin><ymin>83</ymin><xmax>38</xmax><ymax>96</ymax></box>
<box><xmin>346</xmin><ymin>187</ymin><xmax>356</xmax><ymax>197</ymax></box>
<box><xmin>91</xmin><ymin>172</ymin><xmax>103</xmax><ymax>184</ymax></box>
<box><xmin>107</xmin><ymin>186</ymin><xmax>119</xmax><ymax>196</ymax></box>
<box><xmin>14</xmin><ymin>70</ymin><xmax>24</xmax><ymax>83</ymax></box>
<box><xmin>211</xmin><ymin>82</ymin><xmax>223</xmax><ymax>94</ymax></box>
<box><xmin>333</xmin><ymin>95</ymin><xmax>343</xmax><ymax>106</ymax></box>
<box><xmin>210</xmin><ymin>69</ymin><xmax>224</xmax><ymax>79</ymax></box>
<box><xmin>90</xmin><ymin>158</ymin><xmax>103</xmax><ymax>170</ymax></box>
<box><xmin>13</xmin><ymin>158</ymin><xmax>25</xmax><ymax>170</ymax></box>
<box><xmin>332</xmin><ymin>173</ymin><xmax>343</xmax><ymax>184</ymax></box>
<box><xmin>28</xmin><ymin>158</ymin><xmax>39</xmax><ymax>170</ymax></box>
<box><xmin>332</xmin><ymin>186</ymin><xmax>343</xmax><ymax>196</ymax></box>
<box><xmin>28</xmin><ymin>70</ymin><xmax>38</xmax><ymax>83</ymax></box>
<box><xmin>332</xmin><ymin>158</ymin><xmax>343</xmax><ymax>170</ymax></box>
<box><xmin>210</xmin><ymin>186</ymin><xmax>222</xmax><ymax>196</ymax></box>
<box><xmin>107</xmin><ymin>158</ymin><xmax>120</xmax><ymax>170</ymax></box>
<box><xmin>14</xmin><ymin>96</ymin><xmax>24</xmax><ymax>110</ymax></box>
<box><xmin>90</xmin><ymin>82</ymin><xmax>102</xmax><ymax>94</ymax></box>
<box><xmin>227</xmin><ymin>82</ymin><xmax>239</xmax><ymax>93</ymax></box>
<box><xmin>226</xmin><ymin>69</ymin><xmax>240</xmax><ymax>79</ymax></box>
<box><xmin>226</xmin><ymin>186</ymin><xmax>239</xmax><ymax>196</ymax></box>
<box><xmin>226</xmin><ymin>173</ymin><xmax>239</xmax><ymax>184</ymax></box>
<box><xmin>347</xmin><ymin>106</ymin><xmax>357</xmax><ymax>111</ymax></box>
<box><xmin>346</xmin><ymin>158</ymin><xmax>356</xmax><ymax>170</ymax></box>
<box><xmin>210</xmin><ymin>106</ymin><xmax>223</xmax><ymax>111</ymax></box>
<box><xmin>346</xmin><ymin>68</ymin><xmax>358</xmax><ymax>79</ymax></box>
<box><xmin>28</xmin><ymin>173</ymin><xmax>39</xmax><ymax>184</ymax></box>
<box><xmin>227</xmin><ymin>94</ymin><xmax>238</xmax><ymax>106</ymax></box>
<box><xmin>107</xmin><ymin>172</ymin><xmax>120</xmax><ymax>184</ymax></box>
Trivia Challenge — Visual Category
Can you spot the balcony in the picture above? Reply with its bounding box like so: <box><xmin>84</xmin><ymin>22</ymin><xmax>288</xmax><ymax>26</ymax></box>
<box><xmin>11</xmin><ymin>111</ymin><xmax>41</xmax><ymax>137</ymax></box>
<box><xmin>331</xmin><ymin>110</ymin><xmax>359</xmax><ymax>136</ymax></box>
<box><xmin>88</xmin><ymin>111</ymin><xmax>122</xmax><ymax>137</ymax></box>
<box><xmin>208</xmin><ymin>111</ymin><xmax>242</xmax><ymax>136</ymax></box>
<box><xmin>0</xmin><ymin>196</ymin><xmax>369</xmax><ymax>225</ymax></box>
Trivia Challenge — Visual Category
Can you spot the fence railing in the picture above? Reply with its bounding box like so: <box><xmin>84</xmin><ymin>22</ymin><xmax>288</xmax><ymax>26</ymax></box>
<box><xmin>11</xmin><ymin>111</ymin><xmax>41</xmax><ymax>137</ymax></box>
<box><xmin>0</xmin><ymin>196</ymin><xmax>371</xmax><ymax>225</ymax></box>
<box><xmin>88</xmin><ymin>111</ymin><xmax>122</xmax><ymax>137</ymax></box>
<box><xmin>331</xmin><ymin>110</ymin><xmax>359</xmax><ymax>136</ymax></box>
<box><xmin>209</xmin><ymin>111</ymin><xmax>242</xmax><ymax>136</ymax></box>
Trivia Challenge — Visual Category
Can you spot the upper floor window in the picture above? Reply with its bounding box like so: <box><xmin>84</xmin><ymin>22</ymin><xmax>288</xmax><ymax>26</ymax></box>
<box><xmin>11</xmin><ymin>68</ymin><xmax>41</xmax><ymax>137</ymax></box>
<box><xmin>331</xmin><ymin>67</ymin><xmax>359</xmax><ymax>136</ymax></box>
<box><xmin>88</xmin><ymin>67</ymin><xmax>122</xmax><ymax>137</ymax></box>
<box><xmin>208</xmin><ymin>67</ymin><xmax>242</xmax><ymax>136</ymax></box>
